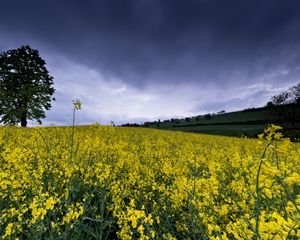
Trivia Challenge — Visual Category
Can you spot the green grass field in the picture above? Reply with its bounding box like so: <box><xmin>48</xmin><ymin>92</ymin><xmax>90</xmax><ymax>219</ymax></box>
<box><xmin>146</xmin><ymin>105</ymin><xmax>300</xmax><ymax>138</ymax></box>
<box><xmin>167</xmin><ymin>124</ymin><xmax>266</xmax><ymax>137</ymax></box>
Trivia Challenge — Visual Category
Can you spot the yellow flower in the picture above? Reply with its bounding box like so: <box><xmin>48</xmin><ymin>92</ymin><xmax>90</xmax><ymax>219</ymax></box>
<box><xmin>73</xmin><ymin>99</ymin><xmax>82</xmax><ymax>110</ymax></box>
<box><xmin>3</xmin><ymin>223</ymin><xmax>14</xmax><ymax>238</ymax></box>
<box><xmin>0</xmin><ymin>123</ymin><xmax>299</xmax><ymax>239</ymax></box>
<box><xmin>45</xmin><ymin>197</ymin><xmax>56</xmax><ymax>210</ymax></box>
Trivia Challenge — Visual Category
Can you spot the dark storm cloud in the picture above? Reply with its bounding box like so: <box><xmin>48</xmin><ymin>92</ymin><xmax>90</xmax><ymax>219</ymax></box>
<box><xmin>1</xmin><ymin>0</ymin><xmax>300</xmax><ymax>88</ymax></box>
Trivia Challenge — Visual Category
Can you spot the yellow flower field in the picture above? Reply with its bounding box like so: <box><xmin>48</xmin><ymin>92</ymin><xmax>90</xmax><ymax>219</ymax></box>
<box><xmin>0</xmin><ymin>124</ymin><xmax>299</xmax><ymax>239</ymax></box>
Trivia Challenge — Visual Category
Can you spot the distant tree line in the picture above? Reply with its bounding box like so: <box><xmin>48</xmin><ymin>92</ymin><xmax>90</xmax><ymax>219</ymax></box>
<box><xmin>267</xmin><ymin>82</ymin><xmax>300</xmax><ymax>106</ymax></box>
<box><xmin>140</xmin><ymin>110</ymin><xmax>228</xmax><ymax>128</ymax></box>
<box><xmin>121</xmin><ymin>123</ymin><xmax>142</xmax><ymax>127</ymax></box>
<box><xmin>265</xmin><ymin>82</ymin><xmax>300</xmax><ymax>133</ymax></box>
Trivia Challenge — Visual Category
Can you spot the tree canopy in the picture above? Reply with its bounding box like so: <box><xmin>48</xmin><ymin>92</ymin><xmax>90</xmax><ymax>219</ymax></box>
<box><xmin>269</xmin><ymin>82</ymin><xmax>300</xmax><ymax>106</ymax></box>
<box><xmin>0</xmin><ymin>45</ymin><xmax>55</xmax><ymax>127</ymax></box>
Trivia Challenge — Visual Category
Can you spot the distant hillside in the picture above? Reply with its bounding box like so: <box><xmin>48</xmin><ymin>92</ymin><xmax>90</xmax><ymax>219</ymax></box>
<box><xmin>143</xmin><ymin>104</ymin><xmax>300</xmax><ymax>139</ymax></box>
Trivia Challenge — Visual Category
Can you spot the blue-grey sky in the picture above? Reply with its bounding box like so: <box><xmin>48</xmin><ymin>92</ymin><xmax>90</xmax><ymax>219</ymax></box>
<box><xmin>1</xmin><ymin>0</ymin><xmax>300</xmax><ymax>125</ymax></box>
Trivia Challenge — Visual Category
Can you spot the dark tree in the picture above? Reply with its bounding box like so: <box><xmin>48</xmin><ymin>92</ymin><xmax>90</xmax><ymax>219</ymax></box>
<box><xmin>289</xmin><ymin>82</ymin><xmax>300</xmax><ymax>104</ymax></box>
<box><xmin>0</xmin><ymin>45</ymin><xmax>55</xmax><ymax>127</ymax></box>
<box><xmin>217</xmin><ymin>110</ymin><xmax>226</xmax><ymax>114</ymax></box>
<box><xmin>270</xmin><ymin>83</ymin><xmax>300</xmax><ymax>106</ymax></box>
<box><xmin>267</xmin><ymin>82</ymin><xmax>300</xmax><ymax>129</ymax></box>
<box><xmin>270</xmin><ymin>90</ymin><xmax>290</xmax><ymax>105</ymax></box>
<box><xmin>266</xmin><ymin>101</ymin><xmax>274</xmax><ymax>107</ymax></box>
<box><xmin>204</xmin><ymin>114</ymin><xmax>212</xmax><ymax>120</ymax></box>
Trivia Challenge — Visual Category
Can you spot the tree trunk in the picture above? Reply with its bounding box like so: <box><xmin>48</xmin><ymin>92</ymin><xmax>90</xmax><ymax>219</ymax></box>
<box><xmin>20</xmin><ymin>116</ymin><xmax>27</xmax><ymax>127</ymax></box>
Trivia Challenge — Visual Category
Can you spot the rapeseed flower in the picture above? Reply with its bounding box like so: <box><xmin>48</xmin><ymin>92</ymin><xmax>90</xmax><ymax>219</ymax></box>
<box><xmin>0</xmin><ymin>124</ymin><xmax>299</xmax><ymax>239</ymax></box>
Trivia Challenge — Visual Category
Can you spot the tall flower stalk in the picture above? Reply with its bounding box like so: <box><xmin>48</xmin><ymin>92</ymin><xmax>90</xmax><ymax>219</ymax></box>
<box><xmin>70</xmin><ymin>99</ymin><xmax>81</xmax><ymax>162</ymax></box>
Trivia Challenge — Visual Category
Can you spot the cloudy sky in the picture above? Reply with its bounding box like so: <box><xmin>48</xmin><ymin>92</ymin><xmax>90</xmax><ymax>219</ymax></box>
<box><xmin>1</xmin><ymin>0</ymin><xmax>300</xmax><ymax>125</ymax></box>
